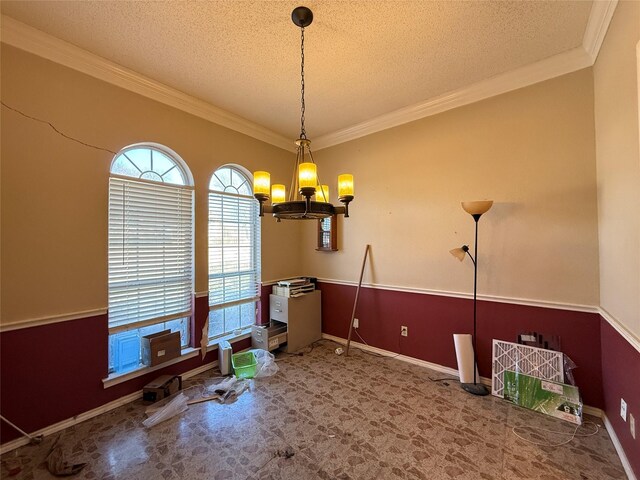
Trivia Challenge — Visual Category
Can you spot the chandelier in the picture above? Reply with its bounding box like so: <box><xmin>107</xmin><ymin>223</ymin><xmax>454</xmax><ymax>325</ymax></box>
<box><xmin>253</xmin><ymin>6</ymin><xmax>354</xmax><ymax>220</ymax></box>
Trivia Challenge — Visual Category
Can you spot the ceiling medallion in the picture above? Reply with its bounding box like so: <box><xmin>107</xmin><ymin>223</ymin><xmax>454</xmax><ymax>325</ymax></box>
<box><xmin>253</xmin><ymin>6</ymin><xmax>354</xmax><ymax>220</ymax></box>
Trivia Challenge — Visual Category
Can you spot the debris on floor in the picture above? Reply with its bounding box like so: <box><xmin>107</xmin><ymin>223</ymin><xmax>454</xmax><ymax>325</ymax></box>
<box><xmin>46</xmin><ymin>437</ymin><xmax>87</xmax><ymax>477</ymax></box>
<box><xmin>207</xmin><ymin>376</ymin><xmax>250</xmax><ymax>404</ymax></box>
<box><xmin>142</xmin><ymin>376</ymin><xmax>253</xmax><ymax>427</ymax></box>
<box><xmin>142</xmin><ymin>392</ymin><xmax>188</xmax><ymax>428</ymax></box>
<box><xmin>2</xmin><ymin>457</ymin><xmax>22</xmax><ymax>477</ymax></box>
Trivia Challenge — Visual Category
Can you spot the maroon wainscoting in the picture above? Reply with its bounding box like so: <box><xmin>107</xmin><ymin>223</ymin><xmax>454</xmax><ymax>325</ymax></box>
<box><xmin>601</xmin><ymin>317</ymin><xmax>640</xmax><ymax>476</ymax></box>
<box><xmin>0</xmin><ymin>295</ymin><xmax>251</xmax><ymax>445</ymax></box>
<box><xmin>318</xmin><ymin>281</ymin><xmax>604</xmax><ymax>408</ymax></box>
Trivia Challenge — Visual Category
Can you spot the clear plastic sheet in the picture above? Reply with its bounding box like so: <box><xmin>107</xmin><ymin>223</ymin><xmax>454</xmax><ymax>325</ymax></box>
<box><xmin>142</xmin><ymin>393</ymin><xmax>189</xmax><ymax>428</ymax></box>
<box><xmin>563</xmin><ymin>354</ymin><xmax>577</xmax><ymax>386</ymax></box>
<box><xmin>206</xmin><ymin>376</ymin><xmax>238</xmax><ymax>393</ymax></box>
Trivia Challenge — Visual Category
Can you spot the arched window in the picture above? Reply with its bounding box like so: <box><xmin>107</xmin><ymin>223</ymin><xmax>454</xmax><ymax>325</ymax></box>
<box><xmin>208</xmin><ymin>165</ymin><xmax>261</xmax><ymax>339</ymax></box>
<box><xmin>108</xmin><ymin>144</ymin><xmax>194</xmax><ymax>374</ymax></box>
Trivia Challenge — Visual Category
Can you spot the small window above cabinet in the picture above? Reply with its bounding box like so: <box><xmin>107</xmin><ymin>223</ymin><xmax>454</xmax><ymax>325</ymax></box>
<box><xmin>317</xmin><ymin>215</ymin><xmax>337</xmax><ymax>251</ymax></box>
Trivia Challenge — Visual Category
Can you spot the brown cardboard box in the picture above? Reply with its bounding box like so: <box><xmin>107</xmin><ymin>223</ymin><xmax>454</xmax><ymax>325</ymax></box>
<box><xmin>141</xmin><ymin>330</ymin><xmax>181</xmax><ymax>366</ymax></box>
<box><xmin>142</xmin><ymin>375</ymin><xmax>182</xmax><ymax>403</ymax></box>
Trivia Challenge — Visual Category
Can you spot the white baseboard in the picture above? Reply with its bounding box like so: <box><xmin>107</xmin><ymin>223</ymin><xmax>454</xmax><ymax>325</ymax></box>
<box><xmin>322</xmin><ymin>333</ymin><xmax>636</xmax><ymax>480</ymax></box>
<box><xmin>321</xmin><ymin>333</ymin><xmax>491</xmax><ymax>386</ymax></box>
<box><xmin>602</xmin><ymin>412</ymin><xmax>637</xmax><ymax>480</ymax></box>
<box><xmin>0</xmin><ymin>360</ymin><xmax>219</xmax><ymax>455</ymax></box>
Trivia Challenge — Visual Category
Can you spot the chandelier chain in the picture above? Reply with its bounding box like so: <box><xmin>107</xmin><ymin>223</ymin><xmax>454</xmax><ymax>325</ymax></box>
<box><xmin>300</xmin><ymin>26</ymin><xmax>306</xmax><ymax>139</ymax></box>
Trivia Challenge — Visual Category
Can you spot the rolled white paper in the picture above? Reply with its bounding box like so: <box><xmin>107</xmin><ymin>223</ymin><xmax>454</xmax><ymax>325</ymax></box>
<box><xmin>453</xmin><ymin>334</ymin><xmax>480</xmax><ymax>383</ymax></box>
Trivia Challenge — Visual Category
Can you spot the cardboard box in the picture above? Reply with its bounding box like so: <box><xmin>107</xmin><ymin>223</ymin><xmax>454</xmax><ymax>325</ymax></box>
<box><xmin>142</xmin><ymin>375</ymin><xmax>182</xmax><ymax>403</ymax></box>
<box><xmin>503</xmin><ymin>370</ymin><xmax>583</xmax><ymax>424</ymax></box>
<box><xmin>141</xmin><ymin>330</ymin><xmax>181</xmax><ymax>366</ymax></box>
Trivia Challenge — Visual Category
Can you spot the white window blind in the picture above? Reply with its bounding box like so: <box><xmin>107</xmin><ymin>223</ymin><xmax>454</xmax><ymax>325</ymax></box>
<box><xmin>208</xmin><ymin>191</ymin><xmax>261</xmax><ymax>310</ymax></box>
<box><xmin>109</xmin><ymin>177</ymin><xmax>194</xmax><ymax>332</ymax></box>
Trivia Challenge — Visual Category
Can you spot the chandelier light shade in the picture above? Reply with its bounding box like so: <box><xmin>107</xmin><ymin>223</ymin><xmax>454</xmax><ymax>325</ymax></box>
<box><xmin>338</xmin><ymin>174</ymin><xmax>354</xmax><ymax>199</ymax></box>
<box><xmin>253</xmin><ymin>6</ymin><xmax>354</xmax><ymax>220</ymax></box>
<box><xmin>451</xmin><ymin>200</ymin><xmax>493</xmax><ymax>396</ymax></box>
<box><xmin>298</xmin><ymin>163</ymin><xmax>317</xmax><ymax>189</ymax></box>
<box><xmin>253</xmin><ymin>171</ymin><xmax>271</xmax><ymax>197</ymax></box>
<box><xmin>317</xmin><ymin>185</ymin><xmax>329</xmax><ymax>203</ymax></box>
<box><xmin>271</xmin><ymin>184</ymin><xmax>286</xmax><ymax>204</ymax></box>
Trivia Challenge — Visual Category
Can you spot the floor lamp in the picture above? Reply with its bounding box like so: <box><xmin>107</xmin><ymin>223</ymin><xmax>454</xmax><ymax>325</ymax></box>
<box><xmin>450</xmin><ymin>200</ymin><xmax>493</xmax><ymax>396</ymax></box>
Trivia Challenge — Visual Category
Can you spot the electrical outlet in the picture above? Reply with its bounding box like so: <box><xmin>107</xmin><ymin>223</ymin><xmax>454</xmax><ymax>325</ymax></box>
<box><xmin>631</xmin><ymin>414</ymin><xmax>636</xmax><ymax>439</ymax></box>
<box><xmin>401</xmin><ymin>326</ymin><xmax>408</xmax><ymax>337</ymax></box>
<box><xmin>353</xmin><ymin>318</ymin><xmax>359</xmax><ymax>329</ymax></box>
<box><xmin>621</xmin><ymin>398</ymin><xmax>628</xmax><ymax>421</ymax></box>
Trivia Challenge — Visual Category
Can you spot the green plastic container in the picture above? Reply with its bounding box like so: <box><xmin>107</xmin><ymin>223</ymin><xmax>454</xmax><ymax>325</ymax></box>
<box><xmin>231</xmin><ymin>351</ymin><xmax>257</xmax><ymax>379</ymax></box>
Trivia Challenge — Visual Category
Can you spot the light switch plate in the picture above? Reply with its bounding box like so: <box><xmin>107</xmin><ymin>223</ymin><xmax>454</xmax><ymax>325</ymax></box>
<box><xmin>631</xmin><ymin>413</ymin><xmax>636</xmax><ymax>439</ymax></box>
<box><xmin>620</xmin><ymin>398</ymin><xmax>628</xmax><ymax>421</ymax></box>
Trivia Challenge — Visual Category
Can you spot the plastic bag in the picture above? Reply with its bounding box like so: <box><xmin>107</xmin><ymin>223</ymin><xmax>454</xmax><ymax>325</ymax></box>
<box><xmin>142</xmin><ymin>393</ymin><xmax>188</xmax><ymax>428</ymax></box>
<box><xmin>252</xmin><ymin>349</ymin><xmax>279</xmax><ymax>378</ymax></box>
<box><xmin>563</xmin><ymin>354</ymin><xmax>578</xmax><ymax>386</ymax></box>
<box><xmin>206</xmin><ymin>375</ymin><xmax>238</xmax><ymax>393</ymax></box>
<box><xmin>205</xmin><ymin>375</ymin><xmax>249</xmax><ymax>404</ymax></box>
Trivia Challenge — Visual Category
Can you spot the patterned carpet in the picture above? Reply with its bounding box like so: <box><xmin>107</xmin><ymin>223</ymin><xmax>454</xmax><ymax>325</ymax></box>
<box><xmin>1</xmin><ymin>341</ymin><xmax>627</xmax><ymax>479</ymax></box>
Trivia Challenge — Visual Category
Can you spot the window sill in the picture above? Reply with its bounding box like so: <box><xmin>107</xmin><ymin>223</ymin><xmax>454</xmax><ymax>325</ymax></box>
<box><xmin>102</xmin><ymin>347</ymin><xmax>200</xmax><ymax>389</ymax></box>
<box><xmin>206</xmin><ymin>327</ymin><xmax>253</xmax><ymax>353</ymax></box>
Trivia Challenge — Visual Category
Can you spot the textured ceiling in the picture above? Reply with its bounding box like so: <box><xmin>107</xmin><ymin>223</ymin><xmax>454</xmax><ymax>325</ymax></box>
<box><xmin>1</xmin><ymin>1</ymin><xmax>593</xmax><ymax>140</ymax></box>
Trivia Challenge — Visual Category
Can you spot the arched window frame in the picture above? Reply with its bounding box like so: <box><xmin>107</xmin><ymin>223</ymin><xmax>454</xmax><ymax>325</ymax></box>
<box><xmin>208</xmin><ymin>165</ymin><xmax>261</xmax><ymax>340</ymax></box>
<box><xmin>108</xmin><ymin>143</ymin><xmax>194</xmax><ymax>375</ymax></box>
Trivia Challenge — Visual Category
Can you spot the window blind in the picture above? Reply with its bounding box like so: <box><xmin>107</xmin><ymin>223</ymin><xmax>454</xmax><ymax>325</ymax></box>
<box><xmin>109</xmin><ymin>177</ymin><xmax>194</xmax><ymax>332</ymax></box>
<box><xmin>208</xmin><ymin>191</ymin><xmax>260</xmax><ymax>309</ymax></box>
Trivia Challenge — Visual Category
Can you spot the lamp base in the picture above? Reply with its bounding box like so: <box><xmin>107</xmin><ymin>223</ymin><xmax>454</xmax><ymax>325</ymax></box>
<box><xmin>461</xmin><ymin>383</ymin><xmax>490</xmax><ymax>396</ymax></box>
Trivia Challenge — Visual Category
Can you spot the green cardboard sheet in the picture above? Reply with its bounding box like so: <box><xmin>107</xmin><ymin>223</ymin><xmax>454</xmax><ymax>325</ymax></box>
<box><xmin>503</xmin><ymin>370</ymin><xmax>582</xmax><ymax>425</ymax></box>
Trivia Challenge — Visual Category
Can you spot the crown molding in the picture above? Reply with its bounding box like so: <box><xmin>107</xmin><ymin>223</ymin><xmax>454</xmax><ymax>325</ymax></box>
<box><xmin>0</xmin><ymin>15</ymin><xmax>294</xmax><ymax>152</ymax></box>
<box><xmin>1</xmin><ymin>1</ymin><xmax>618</xmax><ymax>153</ymax></box>
<box><xmin>583</xmin><ymin>0</ymin><xmax>619</xmax><ymax>63</ymax></box>
<box><xmin>312</xmin><ymin>46</ymin><xmax>592</xmax><ymax>149</ymax></box>
<box><xmin>313</xmin><ymin>0</ymin><xmax>618</xmax><ymax>150</ymax></box>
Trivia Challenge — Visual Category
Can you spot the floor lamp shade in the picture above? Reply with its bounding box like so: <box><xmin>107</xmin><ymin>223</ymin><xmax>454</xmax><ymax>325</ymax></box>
<box><xmin>462</xmin><ymin>200</ymin><xmax>493</xmax><ymax>216</ymax></box>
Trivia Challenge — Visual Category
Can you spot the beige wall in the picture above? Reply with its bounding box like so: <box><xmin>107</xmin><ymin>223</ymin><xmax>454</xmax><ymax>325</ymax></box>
<box><xmin>593</xmin><ymin>0</ymin><xmax>640</xmax><ymax>339</ymax></box>
<box><xmin>303</xmin><ymin>68</ymin><xmax>600</xmax><ymax>307</ymax></box>
<box><xmin>0</xmin><ymin>45</ymin><xmax>302</xmax><ymax>325</ymax></box>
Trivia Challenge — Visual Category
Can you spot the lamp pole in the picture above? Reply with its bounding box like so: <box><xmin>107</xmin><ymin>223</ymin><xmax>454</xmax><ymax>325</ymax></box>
<box><xmin>472</xmin><ymin>214</ymin><xmax>480</xmax><ymax>386</ymax></box>
<box><xmin>452</xmin><ymin>201</ymin><xmax>493</xmax><ymax>396</ymax></box>
<box><xmin>463</xmin><ymin>212</ymin><xmax>489</xmax><ymax>396</ymax></box>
